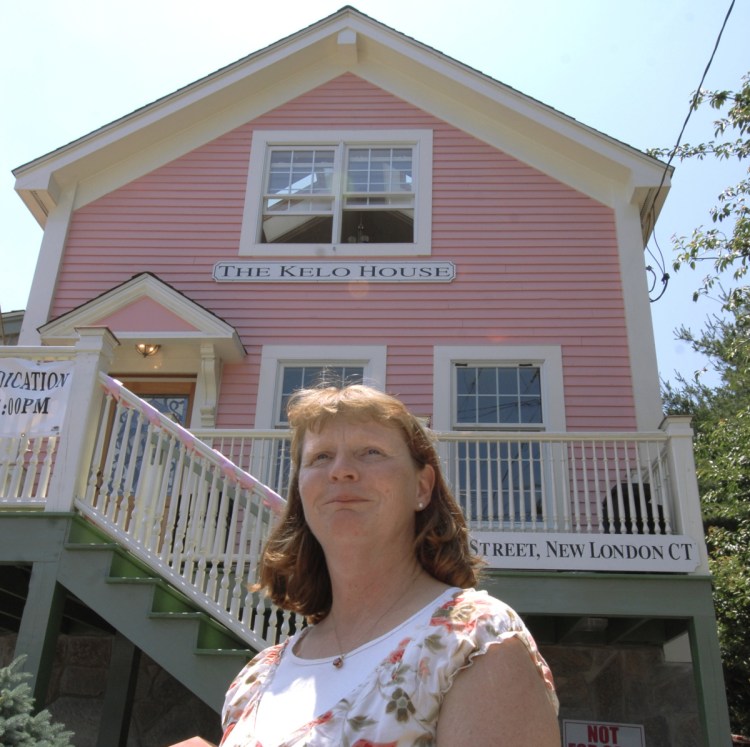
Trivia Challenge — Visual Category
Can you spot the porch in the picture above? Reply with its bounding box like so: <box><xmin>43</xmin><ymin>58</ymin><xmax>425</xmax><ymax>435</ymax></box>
<box><xmin>0</xmin><ymin>330</ymin><xmax>733</xmax><ymax>745</ymax></box>
<box><xmin>0</xmin><ymin>330</ymin><xmax>710</xmax><ymax>652</ymax></box>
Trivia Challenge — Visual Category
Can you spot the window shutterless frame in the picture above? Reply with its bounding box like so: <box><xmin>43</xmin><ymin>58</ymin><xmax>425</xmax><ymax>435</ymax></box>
<box><xmin>240</xmin><ymin>129</ymin><xmax>433</xmax><ymax>257</ymax></box>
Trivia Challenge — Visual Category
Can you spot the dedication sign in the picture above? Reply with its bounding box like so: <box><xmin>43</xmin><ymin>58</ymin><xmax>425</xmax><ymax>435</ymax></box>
<box><xmin>0</xmin><ymin>359</ymin><xmax>74</xmax><ymax>436</ymax></box>
<box><xmin>470</xmin><ymin>531</ymin><xmax>700</xmax><ymax>573</ymax></box>
<box><xmin>564</xmin><ymin>719</ymin><xmax>645</xmax><ymax>747</ymax></box>
<box><xmin>213</xmin><ymin>261</ymin><xmax>456</xmax><ymax>283</ymax></box>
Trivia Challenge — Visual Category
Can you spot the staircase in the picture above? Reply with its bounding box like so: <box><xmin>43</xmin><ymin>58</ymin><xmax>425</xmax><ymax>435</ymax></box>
<box><xmin>56</xmin><ymin>517</ymin><xmax>255</xmax><ymax>712</ymax></box>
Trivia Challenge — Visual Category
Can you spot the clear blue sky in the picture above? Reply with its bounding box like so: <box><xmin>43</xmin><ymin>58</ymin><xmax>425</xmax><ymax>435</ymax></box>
<box><xmin>1</xmin><ymin>0</ymin><xmax>748</xmax><ymax>387</ymax></box>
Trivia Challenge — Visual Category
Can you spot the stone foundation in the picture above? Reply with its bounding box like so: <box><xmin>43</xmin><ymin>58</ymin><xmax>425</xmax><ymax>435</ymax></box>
<box><xmin>2</xmin><ymin>633</ymin><xmax>703</xmax><ymax>746</ymax></box>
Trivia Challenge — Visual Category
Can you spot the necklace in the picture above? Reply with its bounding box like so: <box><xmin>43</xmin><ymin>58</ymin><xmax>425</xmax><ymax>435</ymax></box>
<box><xmin>329</xmin><ymin>566</ymin><xmax>423</xmax><ymax>669</ymax></box>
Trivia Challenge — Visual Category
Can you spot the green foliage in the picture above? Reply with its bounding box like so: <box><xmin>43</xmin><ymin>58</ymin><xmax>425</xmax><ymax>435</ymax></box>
<box><xmin>650</xmin><ymin>73</ymin><xmax>750</xmax><ymax>348</ymax></box>
<box><xmin>0</xmin><ymin>657</ymin><xmax>74</xmax><ymax>747</ymax></box>
<box><xmin>662</xmin><ymin>308</ymin><xmax>750</xmax><ymax>736</ymax></box>
<box><xmin>655</xmin><ymin>73</ymin><xmax>750</xmax><ymax>733</ymax></box>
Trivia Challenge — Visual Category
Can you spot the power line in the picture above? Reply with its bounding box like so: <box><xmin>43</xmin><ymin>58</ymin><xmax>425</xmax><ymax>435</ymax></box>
<box><xmin>647</xmin><ymin>0</ymin><xmax>736</xmax><ymax>303</ymax></box>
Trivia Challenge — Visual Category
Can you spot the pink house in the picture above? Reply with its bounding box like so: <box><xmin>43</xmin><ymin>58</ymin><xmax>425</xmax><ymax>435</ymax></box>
<box><xmin>1</xmin><ymin>7</ymin><xmax>730</xmax><ymax>745</ymax></box>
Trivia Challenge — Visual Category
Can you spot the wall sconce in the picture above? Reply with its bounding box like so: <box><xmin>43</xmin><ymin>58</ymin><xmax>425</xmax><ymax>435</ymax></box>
<box><xmin>135</xmin><ymin>343</ymin><xmax>161</xmax><ymax>358</ymax></box>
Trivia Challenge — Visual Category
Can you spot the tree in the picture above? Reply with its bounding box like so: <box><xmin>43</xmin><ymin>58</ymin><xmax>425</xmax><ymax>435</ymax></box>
<box><xmin>656</xmin><ymin>73</ymin><xmax>750</xmax><ymax>736</ymax></box>
<box><xmin>651</xmin><ymin>72</ymin><xmax>750</xmax><ymax>353</ymax></box>
<box><xmin>663</xmin><ymin>312</ymin><xmax>750</xmax><ymax>736</ymax></box>
<box><xmin>0</xmin><ymin>657</ymin><xmax>74</xmax><ymax>747</ymax></box>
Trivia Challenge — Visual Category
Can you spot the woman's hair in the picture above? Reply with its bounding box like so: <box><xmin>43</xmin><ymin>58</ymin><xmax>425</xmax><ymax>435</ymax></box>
<box><xmin>258</xmin><ymin>383</ymin><xmax>483</xmax><ymax>622</ymax></box>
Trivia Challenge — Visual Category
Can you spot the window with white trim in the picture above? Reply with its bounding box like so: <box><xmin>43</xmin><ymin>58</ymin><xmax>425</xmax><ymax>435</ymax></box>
<box><xmin>454</xmin><ymin>364</ymin><xmax>543</xmax><ymax>428</ymax></box>
<box><xmin>433</xmin><ymin>347</ymin><xmax>565</xmax><ymax>528</ymax></box>
<box><xmin>275</xmin><ymin>365</ymin><xmax>364</xmax><ymax>426</ymax></box>
<box><xmin>240</xmin><ymin>130</ymin><xmax>432</xmax><ymax>257</ymax></box>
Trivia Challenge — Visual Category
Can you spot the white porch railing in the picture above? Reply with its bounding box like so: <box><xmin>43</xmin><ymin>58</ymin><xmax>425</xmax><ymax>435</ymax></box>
<box><xmin>77</xmin><ymin>374</ymin><xmax>292</xmax><ymax>650</ymax></box>
<box><xmin>196</xmin><ymin>429</ymin><xmax>673</xmax><ymax>536</ymax></box>
<box><xmin>0</xmin><ymin>334</ymin><xmax>710</xmax><ymax>650</ymax></box>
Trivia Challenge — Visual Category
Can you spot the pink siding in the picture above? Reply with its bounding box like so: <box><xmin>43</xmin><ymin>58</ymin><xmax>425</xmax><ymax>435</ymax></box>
<box><xmin>54</xmin><ymin>73</ymin><xmax>635</xmax><ymax>430</ymax></box>
<box><xmin>95</xmin><ymin>297</ymin><xmax>199</xmax><ymax>333</ymax></box>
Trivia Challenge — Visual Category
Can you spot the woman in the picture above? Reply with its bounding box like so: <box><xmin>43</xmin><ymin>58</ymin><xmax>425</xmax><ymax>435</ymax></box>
<box><xmin>182</xmin><ymin>384</ymin><xmax>559</xmax><ymax>746</ymax></box>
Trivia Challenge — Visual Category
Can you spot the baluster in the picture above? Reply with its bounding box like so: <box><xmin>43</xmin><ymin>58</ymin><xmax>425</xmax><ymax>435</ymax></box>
<box><xmin>20</xmin><ymin>437</ymin><xmax>42</xmax><ymax>498</ymax></box>
<box><xmin>37</xmin><ymin>436</ymin><xmax>58</xmax><ymax>500</ymax></box>
<box><xmin>579</xmin><ymin>441</ymin><xmax>592</xmax><ymax>533</ymax></box>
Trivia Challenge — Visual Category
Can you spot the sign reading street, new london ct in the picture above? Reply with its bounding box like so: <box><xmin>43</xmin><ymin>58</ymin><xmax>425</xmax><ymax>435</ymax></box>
<box><xmin>470</xmin><ymin>531</ymin><xmax>700</xmax><ymax>573</ymax></box>
<box><xmin>213</xmin><ymin>261</ymin><xmax>456</xmax><ymax>282</ymax></box>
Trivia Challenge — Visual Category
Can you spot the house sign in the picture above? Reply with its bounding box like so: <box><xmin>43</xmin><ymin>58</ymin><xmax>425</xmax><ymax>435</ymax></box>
<box><xmin>213</xmin><ymin>261</ymin><xmax>456</xmax><ymax>282</ymax></box>
<box><xmin>470</xmin><ymin>531</ymin><xmax>700</xmax><ymax>573</ymax></box>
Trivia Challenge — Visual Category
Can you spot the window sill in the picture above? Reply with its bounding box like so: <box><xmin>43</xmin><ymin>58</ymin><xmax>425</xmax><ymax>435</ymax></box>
<box><xmin>240</xmin><ymin>242</ymin><xmax>431</xmax><ymax>258</ymax></box>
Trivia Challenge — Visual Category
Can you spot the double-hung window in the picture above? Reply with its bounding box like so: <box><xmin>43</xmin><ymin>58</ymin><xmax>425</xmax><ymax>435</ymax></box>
<box><xmin>453</xmin><ymin>364</ymin><xmax>545</xmax><ymax>526</ymax></box>
<box><xmin>433</xmin><ymin>347</ymin><xmax>565</xmax><ymax>529</ymax></box>
<box><xmin>241</xmin><ymin>130</ymin><xmax>432</xmax><ymax>256</ymax></box>
<box><xmin>254</xmin><ymin>345</ymin><xmax>387</xmax><ymax>495</ymax></box>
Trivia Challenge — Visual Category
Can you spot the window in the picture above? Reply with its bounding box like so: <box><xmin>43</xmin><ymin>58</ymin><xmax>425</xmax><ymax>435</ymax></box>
<box><xmin>254</xmin><ymin>347</ymin><xmax>384</xmax><ymax>496</ymax></box>
<box><xmin>241</xmin><ymin>130</ymin><xmax>432</xmax><ymax>257</ymax></box>
<box><xmin>432</xmin><ymin>346</ymin><xmax>565</xmax><ymax>432</ymax></box>
<box><xmin>432</xmin><ymin>346</ymin><xmax>565</xmax><ymax>528</ymax></box>
<box><xmin>455</xmin><ymin>365</ymin><xmax>542</xmax><ymax>428</ymax></box>
<box><xmin>275</xmin><ymin>365</ymin><xmax>364</xmax><ymax>426</ymax></box>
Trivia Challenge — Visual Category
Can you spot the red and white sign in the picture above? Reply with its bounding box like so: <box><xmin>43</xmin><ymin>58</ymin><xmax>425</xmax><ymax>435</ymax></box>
<box><xmin>563</xmin><ymin>720</ymin><xmax>645</xmax><ymax>747</ymax></box>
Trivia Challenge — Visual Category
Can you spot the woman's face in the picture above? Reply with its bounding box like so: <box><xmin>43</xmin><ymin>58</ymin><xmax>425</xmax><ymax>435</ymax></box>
<box><xmin>297</xmin><ymin>417</ymin><xmax>434</xmax><ymax>554</ymax></box>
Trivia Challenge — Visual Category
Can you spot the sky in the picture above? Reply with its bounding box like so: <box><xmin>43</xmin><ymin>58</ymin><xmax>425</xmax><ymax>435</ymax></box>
<box><xmin>1</xmin><ymin>0</ymin><xmax>748</xmax><ymax>387</ymax></box>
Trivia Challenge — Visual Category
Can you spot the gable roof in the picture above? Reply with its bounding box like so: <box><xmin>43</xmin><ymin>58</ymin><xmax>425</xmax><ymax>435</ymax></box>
<box><xmin>39</xmin><ymin>272</ymin><xmax>245</xmax><ymax>361</ymax></box>
<box><xmin>13</xmin><ymin>6</ymin><xmax>670</xmax><ymax>241</ymax></box>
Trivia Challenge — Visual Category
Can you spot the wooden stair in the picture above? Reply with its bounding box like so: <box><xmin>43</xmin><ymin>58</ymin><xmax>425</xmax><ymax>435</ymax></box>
<box><xmin>55</xmin><ymin>518</ymin><xmax>255</xmax><ymax>712</ymax></box>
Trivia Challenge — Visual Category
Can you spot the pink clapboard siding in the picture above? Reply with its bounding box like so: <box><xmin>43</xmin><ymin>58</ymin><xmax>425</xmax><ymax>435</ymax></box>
<box><xmin>54</xmin><ymin>73</ymin><xmax>634</xmax><ymax>431</ymax></box>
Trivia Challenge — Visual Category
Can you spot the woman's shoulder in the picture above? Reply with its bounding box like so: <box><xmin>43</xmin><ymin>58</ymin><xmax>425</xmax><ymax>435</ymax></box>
<box><xmin>430</xmin><ymin>587</ymin><xmax>524</xmax><ymax>630</ymax></box>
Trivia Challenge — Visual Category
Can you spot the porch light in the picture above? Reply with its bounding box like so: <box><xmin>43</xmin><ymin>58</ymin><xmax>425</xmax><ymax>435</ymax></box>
<box><xmin>135</xmin><ymin>343</ymin><xmax>161</xmax><ymax>358</ymax></box>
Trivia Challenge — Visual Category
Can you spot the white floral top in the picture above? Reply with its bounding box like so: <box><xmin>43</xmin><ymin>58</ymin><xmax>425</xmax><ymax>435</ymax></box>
<box><xmin>221</xmin><ymin>588</ymin><xmax>558</xmax><ymax>747</ymax></box>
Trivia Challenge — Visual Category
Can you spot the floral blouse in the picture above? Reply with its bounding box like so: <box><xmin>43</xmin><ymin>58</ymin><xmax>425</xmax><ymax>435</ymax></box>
<box><xmin>220</xmin><ymin>588</ymin><xmax>557</xmax><ymax>747</ymax></box>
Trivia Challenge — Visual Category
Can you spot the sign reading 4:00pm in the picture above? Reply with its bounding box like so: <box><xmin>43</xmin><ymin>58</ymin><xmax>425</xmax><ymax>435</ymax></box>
<box><xmin>0</xmin><ymin>359</ymin><xmax>74</xmax><ymax>437</ymax></box>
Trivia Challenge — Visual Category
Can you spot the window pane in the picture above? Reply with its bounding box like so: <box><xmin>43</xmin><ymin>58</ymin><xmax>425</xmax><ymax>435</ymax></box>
<box><xmin>267</xmin><ymin>149</ymin><xmax>334</xmax><ymax>197</ymax></box>
<box><xmin>261</xmin><ymin>215</ymin><xmax>334</xmax><ymax>244</ymax></box>
<box><xmin>519</xmin><ymin>367</ymin><xmax>541</xmax><ymax>394</ymax></box>
<box><xmin>340</xmin><ymin>209</ymin><xmax>413</xmax><ymax>244</ymax></box>
<box><xmin>453</xmin><ymin>365</ymin><xmax>543</xmax><ymax>427</ymax></box>
<box><xmin>476</xmin><ymin>368</ymin><xmax>496</xmax><ymax>395</ymax></box>
<box><xmin>477</xmin><ymin>395</ymin><xmax>498</xmax><ymax>424</ymax></box>
<box><xmin>456</xmin><ymin>368</ymin><xmax>475</xmax><ymax>395</ymax></box>
<box><xmin>497</xmin><ymin>368</ymin><xmax>518</xmax><ymax>394</ymax></box>
<box><xmin>346</xmin><ymin>147</ymin><xmax>413</xmax><ymax>194</ymax></box>
<box><xmin>497</xmin><ymin>395</ymin><xmax>519</xmax><ymax>424</ymax></box>
<box><xmin>456</xmin><ymin>394</ymin><xmax>476</xmax><ymax>423</ymax></box>
<box><xmin>520</xmin><ymin>397</ymin><xmax>543</xmax><ymax>424</ymax></box>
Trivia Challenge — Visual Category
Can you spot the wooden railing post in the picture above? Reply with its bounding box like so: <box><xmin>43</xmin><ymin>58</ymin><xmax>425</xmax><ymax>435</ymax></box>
<box><xmin>661</xmin><ymin>415</ymin><xmax>710</xmax><ymax>574</ymax></box>
<box><xmin>45</xmin><ymin>327</ymin><xmax>119</xmax><ymax>511</ymax></box>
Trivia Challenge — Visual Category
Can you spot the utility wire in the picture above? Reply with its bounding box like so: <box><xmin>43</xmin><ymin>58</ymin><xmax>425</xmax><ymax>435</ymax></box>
<box><xmin>647</xmin><ymin>0</ymin><xmax>736</xmax><ymax>303</ymax></box>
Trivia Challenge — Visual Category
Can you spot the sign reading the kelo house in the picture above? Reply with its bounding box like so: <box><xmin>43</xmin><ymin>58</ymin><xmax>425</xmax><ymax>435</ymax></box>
<box><xmin>0</xmin><ymin>359</ymin><xmax>74</xmax><ymax>436</ymax></box>
<box><xmin>470</xmin><ymin>531</ymin><xmax>700</xmax><ymax>573</ymax></box>
<box><xmin>213</xmin><ymin>261</ymin><xmax>456</xmax><ymax>282</ymax></box>
<box><xmin>563</xmin><ymin>719</ymin><xmax>645</xmax><ymax>747</ymax></box>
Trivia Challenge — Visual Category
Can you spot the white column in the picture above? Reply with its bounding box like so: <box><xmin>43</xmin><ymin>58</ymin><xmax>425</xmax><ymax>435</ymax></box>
<box><xmin>661</xmin><ymin>415</ymin><xmax>710</xmax><ymax>574</ymax></box>
<box><xmin>46</xmin><ymin>327</ymin><xmax>119</xmax><ymax>511</ymax></box>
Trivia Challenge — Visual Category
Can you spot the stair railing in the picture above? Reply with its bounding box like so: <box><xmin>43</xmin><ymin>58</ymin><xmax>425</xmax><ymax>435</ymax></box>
<box><xmin>77</xmin><ymin>373</ymin><xmax>298</xmax><ymax>651</ymax></box>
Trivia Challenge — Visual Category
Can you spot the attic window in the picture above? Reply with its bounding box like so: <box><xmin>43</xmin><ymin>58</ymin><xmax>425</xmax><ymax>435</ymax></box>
<box><xmin>240</xmin><ymin>129</ymin><xmax>433</xmax><ymax>257</ymax></box>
